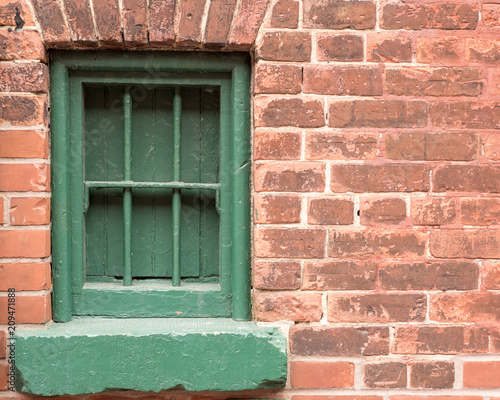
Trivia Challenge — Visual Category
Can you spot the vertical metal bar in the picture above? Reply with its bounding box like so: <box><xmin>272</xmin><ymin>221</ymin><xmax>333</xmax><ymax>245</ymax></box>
<box><xmin>51</xmin><ymin>60</ymin><xmax>72</xmax><ymax>322</ymax></box>
<box><xmin>231</xmin><ymin>62</ymin><xmax>251</xmax><ymax>320</ymax></box>
<box><xmin>123</xmin><ymin>86</ymin><xmax>133</xmax><ymax>286</ymax></box>
<box><xmin>172</xmin><ymin>87</ymin><xmax>182</xmax><ymax>287</ymax></box>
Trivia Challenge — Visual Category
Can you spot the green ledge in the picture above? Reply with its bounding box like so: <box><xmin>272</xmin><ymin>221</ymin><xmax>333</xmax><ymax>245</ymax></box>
<box><xmin>15</xmin><ymin>318</ymin><xmax>287</xmax><ymax>396</ymax></box>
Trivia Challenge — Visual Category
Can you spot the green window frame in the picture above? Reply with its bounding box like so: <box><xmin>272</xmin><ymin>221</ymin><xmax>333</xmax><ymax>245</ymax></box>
<box><xmin>51</xmin><ymin>52</ymin><xmax>251</xmax><ymax>322</ymax></box>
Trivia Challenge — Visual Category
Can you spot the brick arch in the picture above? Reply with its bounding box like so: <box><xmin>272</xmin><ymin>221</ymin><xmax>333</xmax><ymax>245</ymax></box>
<box><xmin>25</xmin><ymin>0</ymin><xmax>269</xmax><ymax>50</ymax></box>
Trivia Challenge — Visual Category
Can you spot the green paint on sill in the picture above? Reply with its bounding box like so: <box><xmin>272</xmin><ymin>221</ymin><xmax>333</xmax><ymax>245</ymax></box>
<box><xmin>15</xmin><ymin>318</ymin><xmax>287</xmax><ymax>396</ymax></box>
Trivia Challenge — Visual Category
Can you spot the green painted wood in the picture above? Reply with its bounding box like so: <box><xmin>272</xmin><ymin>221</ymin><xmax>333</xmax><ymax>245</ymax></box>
<box><xmin>231</xmin><ymin>62</ymin><xmax>252</xmax><ymax>320</ymax></box>
<box><xmin>69</xmin><ymin>78</ymin><xmax>85</xmax><ymax>295</ymax></box>
<box><xmin>172</xmin><ymin>87</ymin><xmax>182</xmax><ymax>286</ymax></box>
<box><xmin>72</xmin><ymin>286</ymin><xmax>231</xmax><ymax>317</ymax></box>
<box><xmin>53</xmin><ymin>51</ymin><xmax>249</xmax><ymax>72</ymax></box>
<box><xmin>123</xmin><ymin>87</ymin><xmax>133</xmax><ymax>286</ymax></box>
<box><xmin>16</xmin><ymin>318</ymin><xmax>287</xmax><ymax>396</ymax></box>
<box><xmin>52</xmin><ymin>52</ymin><xmax>250</xmax><ymax>319</ymax></box>
<box><xmin>50</xmin><ymin>60</ymin><xmax>72</xmax><ymax>322</ymax></box>
<box><xmin>130</xmin><ymin>87</ymin><xmax>173</xmax><ymax>278</ymax></box>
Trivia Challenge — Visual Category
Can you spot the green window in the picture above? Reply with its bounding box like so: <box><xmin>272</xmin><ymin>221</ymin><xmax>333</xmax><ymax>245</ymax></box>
<box><xmin>51</xmin><ymin>52</ymin><xmax>251</xmax><ymax>321</ymax></box>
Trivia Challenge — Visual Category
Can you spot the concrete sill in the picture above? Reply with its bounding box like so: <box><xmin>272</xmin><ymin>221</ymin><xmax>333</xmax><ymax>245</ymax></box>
<box><xmin>15</xmin><ymin>318</ymin><xmax>287</xmax><ymax>396</ymax></box>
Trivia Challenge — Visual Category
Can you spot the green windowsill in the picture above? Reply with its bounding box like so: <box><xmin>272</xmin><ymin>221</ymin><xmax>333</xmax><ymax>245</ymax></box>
<box><xmin>15</xmin><ymin>318</ymin><xmax>287</xmax><ymax>396</ymax></box>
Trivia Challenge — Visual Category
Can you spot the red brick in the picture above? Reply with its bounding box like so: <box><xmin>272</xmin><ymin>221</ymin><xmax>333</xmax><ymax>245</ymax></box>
<box><xmin>0</xmin><ymin>29</ymin><xmax>45</xmax><ymax>61</ymax></box>
<box><xmin>291</xmin><ymin>361</ymin><xmax>354</xmax><ymax>389</ymax></box>
<box><xmin>0</xmin><ymin>63</ymin><xmax>48</xmax><ymax>92</ymax></box>
<box><xmin>255</xmin><ymin>97</ymin><xmax>324</xmax><ymax>128</ymax></box>
<box><xmin>490</xmin><ymin>69</ymin><xmax>500</xmax><ymax>96</ymax></box>
<box><xmin>431</xmin><ymin>230</ymin><xmax>500</xmax><ymax>258</ymax></box>
<box><xmin>254</xmin><ymin>64</ymin><xmax>302</xmax><ymax>95</ymax></box>
<box><xmin>381</xmin><ymin>4</ymin><xmax>428</xmax><ymax>30</ymax></box>
<box><xmin>255</xmin><ymin>228</ymin><xmax>325</xmax><ymax>258</ymax></box>
<box><xmin>306</xmin><ymin>132</ymin><xmax>378</xmax><ymax>161</ymax></box>
<box><xmin>0</xmin><ymin>164</ymin><xmax>49</xmax><ymax>192</ymax></box>
<box><xmin>290</xmin><ymin>326</ymin><xmax>389</xmax><ymax>356</ymax></box>
<box><xmin>381</xmin><ymin>4</ymin><xmax>478</xmax><ymax>30</ymax></box>
<box><xmin>393</xmin><ymin>326</ymin><xmax>489</xmax><ymax>355</ymax></box>
<box><xmin>491</xmin><ymin>328</ymin><xmax>500</xmax><ymax>352</ymax></box>
<box><xmin>0</xmin><ymin>200</ymin><xmax>3</xmax><ymax>224</ymax></box>
<box><xmin>303</xmin><ymin>0</ymin><xmax>376</xmax><ymax>29</ymax></box>
<box><xmin>386</xmin><ymin>132</ymin><xmax>479</xmax><ymax>161</ymax></box>
<box><xmin>308</xmin><ymin>197</ymin><xmax>353</xmax><ymax>225</ymax></box>
<box><xmin>461</xmin><ymin>198</ymin><xmax>500</xmax><ymax>225</ymax></box>
<box><xmin>0</xmin><ymin>130</ymin><xmax>48</xmax><ymax>158</ymax></box>
<box><xmin>254</xmin><ymin>194</ymin><xmax>301</xmax><ymax>224</ymax></box>
<box><xmin>430</xmin><ymin>292</ymin><xmax>500</xmax><ymax>322</ymax></box>
<box><xmin>433</xmin><ymin>166</ymin><xmax>500</xmax><ymax>193</ymax></box>
<box><xmin>148</xmin><ymin>0</ymin><xmax>175</xmax><ymax>46</ymax></box>
<box><xmin>292</xmin><ymin>396</ymin><xmax>382</xmax><ymax>400</ymax></box>
<box><xmin>0</xmin><ymin>230</ymin><xmax>50</xmax><ymax>258</ymax></box>
<box><xmin>10</xmin><ymin>197</ymin><xmax>50</xmax><ymax>226</ymax></box>
<box><xmin>0</xmin><ymin>363</ymin><xmax>7</xmax><ymax>390</ymax></box>
<box><xmin>31</xmin><ymin>0</ymin><xmax>70</xmax><ymax>45</ymax></box>
<box><xmin>411</xmin><ymin>197</ymin><xmax>457</xmax><ymax>226</ymax></box>
<box><xmin>317</xmin><ymin>34</ymin><xmax>363</xmax><ymax>62</ymax></box>
<box><xmin>464</xmin><ymin>361</ymin><xmax>500</xmax><ymax>388</ymax></box>
<box><xmin>328</xmin><ymin>293</ymin><xmax>426</xmax><ymax>323</ymax></box>
<box><xmin>330</xmin><ymin>164</ymin><xmax>429</xmax><ymax>193</ymax></box>
<box><xmin>482</xmin><ymin>4</ymin><xmax>500</xmax><ymax>28</ymax></box>
<box><xmin>367</xmin><ymin>34</ymin><xmax>412</xmax><ymax>63</ymax></box>
<box><xmin>255</xmin><ymin>162</ymin><xmax>325</xmax><ymax>192</ymax></box>
<box><xmin>0</xmin><ymin>294</ymin><xmax>51</xmax><ymax>323</ymax></box>
<box><xmin>380</xmin><ymin>261</ymin><xmax>477</xmax><ymax>291</ymax></box>
<box><xmin>329</xmin><ymin>229</ymin><xmax>426</xmax><ymax>258</ymax></box>
<box><xmin>304</xmin><ymin>66</ymin><xmax>382</xmax><ymax>96</ymax></box>
<box><xmin>271</xmin><ymin>0</ymin><xmax>299</xmax><ymax>29</ymax></box>
<box><xmin>0</xmin><ymin>95</ymin><xmax>47</xmax><ymax>126</ymax></box>
<box><xmin>122</xmin><ymin>0</ymin><xmax>147</xmax><ymax>46</ymax></box>
<box><xmin>258</xmin><ymin>31</ymin><xmax>311</xmax><ymax>62</ymax></box>
<box><xmin>364</xmin><ymin>362</ymin><xmax>407</xmax><ymax>388</ymax></box>
<box><xmin>204</xmin><ymin>0</ymin><xmax>237</xmax><ymax>48</ymax></box>
<box><xmin>254</xmin><ymin>130</ymin><xmax>301</xmax><ymax>160</ymax></box>
<box><xmin>254</xmin><ymin>293</ymin><xmax>322</xmax><ymax>322</ymax></box>
<box><xmin>483</xmin><ymin>261</ymin><xmax>500</xmax><ymax>290</ymax></box>
<box><xmin>386</xmin><ymin>67</ymin><xmax>482</xmax><ymax>97</ymax></box>
<box><xmin>302</xmin><ymin>260</ymin><xmax>376</xmax><ymax>290</ymax></box>
<box><xmin>417</xmin><ymin>37</ymin><xmax>463</xmax><ymax>64</ymax></box>
<box><xmin>63</xmin><ymin>0</ymin><xmax>97</xmax><ymax>45</ymax></box>
<box><xmin>0</xmin><ymin>0</ymin><xmax>34</xmax><ymax>26</ymax></box>
<box><xmin>0</xmin><ymin>331</ymin><xmax>5</xmax><ymax>359</ymax></box>
<box><xmin>228</xmin><ymin>0</ymin><xmax>267</xmax><ymax>49</ymax></box>
<box><xmin>391</xmin><ymin>397</ymin><xmax>482</xmax><ymax>400</ymax></box>
<box><xmin>466</xmin><ymin>39</ymin><xmax>500</xmax><ymax>63</ymax></box>
<box><xmin>484</xmin><ymin>133</ymin><xmax>500</xmax><ymax>160</ymax></box>
<box><xmin>0</xmin><ymin>263</ymin><xmax>51</xmax><ymax>291</ymax></box>
<box><xmin>329</xmin><ymin>100</ymin><xmax>427</xmax><ymax>128</ymax></box>
<box><xmin>253</xmin><ymin>261</ymin><xmax>300</xmax><ymax>290</ymax></box>
<box><xmin>410</xmin><ymin>362</ymin><xmax>454</xmax><ymax>389</ymax></box>
<box><xmin>93</xmin><ymin>0</ymin><xmax>122</xmax><ymax>47</ymax></box>
<box><xmin>360</xmin><ymin>197</ymin><xmax>406</xmax><ymax>225</ymax></box>
<box><xmin>432</xmin><ymin>102</ymin><xmax>500</xmax><ymax>129</ymax></box>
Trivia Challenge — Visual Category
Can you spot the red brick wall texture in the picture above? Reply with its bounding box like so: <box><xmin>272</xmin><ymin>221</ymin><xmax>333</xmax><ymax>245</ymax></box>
<box><xmin>1</xmin><ymin>0</ymin><xmax>500</xmax><ymax>397</ymax></box>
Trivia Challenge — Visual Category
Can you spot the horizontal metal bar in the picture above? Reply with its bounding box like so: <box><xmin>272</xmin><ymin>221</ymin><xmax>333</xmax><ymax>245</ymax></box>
<box><xmin>73</xmin><ymin>76</ymin><xmax>225</xmax><ymax>87</ymax></box>
<box><xmin>85</xmin><ymin>181</ymin><xmax>220</xmax><ymax>190</ymax></box>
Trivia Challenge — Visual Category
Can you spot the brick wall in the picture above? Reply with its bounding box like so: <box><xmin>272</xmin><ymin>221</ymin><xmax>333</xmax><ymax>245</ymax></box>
<box><xmin>1</xmin><ymin>0</ymin><xmax>500</xmax><ymax>398</ymax></box>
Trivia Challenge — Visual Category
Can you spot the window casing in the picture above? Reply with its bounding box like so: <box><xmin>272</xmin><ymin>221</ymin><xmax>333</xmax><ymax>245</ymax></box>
<box><xmin>51</xmin><ymin>52</ymin><xmax>251</xmax><ymax>321</ymax></box>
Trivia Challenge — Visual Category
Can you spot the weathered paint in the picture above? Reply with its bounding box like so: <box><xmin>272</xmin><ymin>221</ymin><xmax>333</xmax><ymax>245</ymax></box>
<box><xmin>16</xmin><ymin>318</ymin><xmax>287</xmax><ymax>395</ymax></box>
<box><xmin>50</xmin><ymin>52</ymin><xmax>251</xmax><ymax>320</ymax></box>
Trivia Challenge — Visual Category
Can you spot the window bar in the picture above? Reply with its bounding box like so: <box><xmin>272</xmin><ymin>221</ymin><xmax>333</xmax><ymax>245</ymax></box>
<box><xmin>123</xmin><ymin>86</ymin><xmax>133</xmax><ymax>286</ymax></box>
<box><xmin>172</xmin><ymin>87</ymin><xmax>182</xmax><ymax>287</ymax></box>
